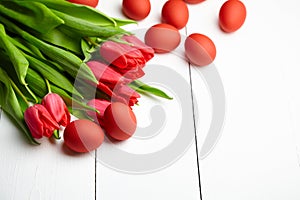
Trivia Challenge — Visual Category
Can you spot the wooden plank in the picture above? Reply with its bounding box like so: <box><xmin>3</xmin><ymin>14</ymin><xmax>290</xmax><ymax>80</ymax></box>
<box><xmin>187</xmin><ymin>0</ymin><xmax>300</xmax><ymax>199</ymax></box>
<box><xmin>96</xmin><ymin>1</ymin><xmax>202</xmax><ymax>199</ymax></box>
<box><xmin>96</xmin><ymin>52</ymin><xmax>201</xmax><ymax>200</ymax></box>
<box><xmin>0</xmin><ymin>113</ymin><xmax>95</xmax><ymax>200</ymax></box>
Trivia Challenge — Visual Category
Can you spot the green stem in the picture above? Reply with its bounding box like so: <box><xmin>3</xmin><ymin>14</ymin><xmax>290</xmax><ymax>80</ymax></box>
<box><xmin>45</xmin><ymin>78</ymin><xmax>51</xmax><ymax>93</ymax></box>
<box><xmin>110</xmin><ymin>37</ymin><xmax>132</xmax><ymax>46</ymax></box>
<box><xmin>84</xmin><ymin>37</ymin><xmax>100</xmax><ymax>47</ymax></box>
<box><xmin>24</xmin><ymin>84</ymin><xmax>39</xmax><ymax>103</ymax></box>
<box><xmin>53</xmin><ymin>129</ymin><xmax>60</xmax><ymax>139</ymax></box>
<box><xmin>9</xmin><ymin>78</ymin><xmax>30</xmax><ymax>106</ymax></box>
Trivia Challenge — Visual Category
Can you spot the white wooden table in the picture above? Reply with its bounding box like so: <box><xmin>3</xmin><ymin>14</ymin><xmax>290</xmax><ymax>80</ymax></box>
<box><xmin>1</xmin><ymin>0</ymin><xmax>300</xmax><ymax>199</ymax></box>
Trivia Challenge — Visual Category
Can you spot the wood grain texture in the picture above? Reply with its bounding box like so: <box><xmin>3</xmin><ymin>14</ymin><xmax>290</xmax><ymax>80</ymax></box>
<box><xmin>96</xmin><ymin>53</ymin><xmax>201</xmax><ymax>200</ymax></box>
<box><xmin>2</xmin><ymin>0</ymin><xmax>300</xmax><ymax>199</ymax></box>
<box><xmin>0</xmin><ymin>113</ymin><xmax>95</xmax><ymax>200</ymax></box>
<box><xmin>187</xmin><ymin>0</ymin><xmax>300</xmax><ymax>199</ymax></box>
<box><xmin>96</xmin><ymin>0</ymin><xmax>201</xmax><ymax>199</ymax></box>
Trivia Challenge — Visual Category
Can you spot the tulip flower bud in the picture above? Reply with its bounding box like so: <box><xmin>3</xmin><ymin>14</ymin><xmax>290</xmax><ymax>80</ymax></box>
<box><xmin>114</xmin><ymin>85</ymin><xmax>140</xmax><ymax>106</ymax></box>
<box><xmin>87</xmin><ymin>99</ymin><xmax>111</xmax><ymax>126</ymax></box>
<box><xmin>100</xmin><ymin>40</ymin><xmax>146</xmax><ymax>70</ymax></box>
<box><xmin>24</xmin><ymin>104</ymin><xmax>60</xmax><ymax>139</ymax></box>
<box><xmin>87</xmin><ymin>61</ymin><xmax>131</xmax><ymax>89</ymax></box>
<box><xmin>122</xmin><ymin>35</ymin><xmax>155</xmax><ymax>62</ymax></box>
<box><xmin>42</xmin><ymin>93</ymin><xmax>70</xmax><ymax>127</ymax></box>
<box><xmin>113</xmin><ymin>65</ymin><xmax>145</xmax><ymax>80</ymax></box>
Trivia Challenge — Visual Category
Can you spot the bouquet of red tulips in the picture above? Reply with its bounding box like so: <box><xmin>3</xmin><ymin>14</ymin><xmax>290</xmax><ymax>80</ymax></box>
<box><xmin>0</xmin><ymin>0</ymin><xmax>171</xmax><ymax>145</ymax></box>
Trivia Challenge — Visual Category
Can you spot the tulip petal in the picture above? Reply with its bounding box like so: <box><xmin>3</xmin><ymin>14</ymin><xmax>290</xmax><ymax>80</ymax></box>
<box><xmin>24</xmin><ymin>106</ymin><xmax>44</xmax><ymax>139</ymax></box>
<box><xmin>122</xmin><ymin>35</ymin><xmax>155</xmax><ymax>62</ymax></box>
<box><xmin>42</xmin><ymin>93</ymin><xmax>70</xmax><ymax>127</ymax></box>
<box><xmin>113</xmin><ymin>84</ymin><xmax>140</xmax><ymax>107</ymax></box>
<box><xmin>87</xmin><ymin>99</ymin><xmax>111</xmax><ymax>126</ymax></box>
<box><xmin>114</xmin><ymin>66</ymin><xmax>145</xmax><ymax>80</ymax></box>
<box><xmin>100</xmin><ymin>41</ymin><xmax>127</xmax><ymax>69</ymax></box>
<box><xmin>87</xmin><ymin>61</ymin><xmax>131</xmax><ymax>89</ymax></box>
<box><xmin>116</xmin><ymin>85</ymin><xmax>140</xmax><ymax>99</ymax></box>
<box><xmin>100</xmin><ymin>40</ymin><xmax>146</xmax><ymax>70</ymax></box>
<box><xmin>36</xmin><ymin>104</ymin><xmax>60</xmax><ymax>130</ymax></box>
<box><xmin>118</xmin><ymin>43</ymin><xmax>146</xmax><ymax>68</ymax></box>
<box><xmin>24</xmin><ymin>104</ymin><xmax>59</xmax><ymax>139</ymax></box>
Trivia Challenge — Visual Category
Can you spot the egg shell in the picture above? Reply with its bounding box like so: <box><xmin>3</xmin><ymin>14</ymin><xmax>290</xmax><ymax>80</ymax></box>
<box><xmin>219</xmin><ymin>0</ymin><xmax>247</xmax><ymax>33</ymax></box>
<box><xmin>144</xmin><ymin>23</ymin><xmax>181</xmax><ymax>53</ymax></box>
<box><xmin>184</xmin><ymin>33</ymin><xmax>216</xmax><ymax>67</ymax></box>
<box><xmin>122</xmin><ymin>0</ymin><xmax>151</xmax><ymax>20</ymax></box>
<box><xmin>67</xmin><ymin>0</ymin><xmax>99</xmax><ymax>7</ymax></box>
<box><xmin>161</xmin><ymin>0</ymin><xmax>189</xmax><ymax>29</ymax></box>
<box><xmin>103</xmin><ymin>102</ymin><xmax>137</xmax><ymax>141</ymax></box>
<box><xmin>63</xmin><ymin>119</ymin><xmax>104</xmax><ymax>153</ymax></box>
<box><xmin>184</xmin><ymin>0</ymin><xmax>205</xmax><ymax>4</ymax></box>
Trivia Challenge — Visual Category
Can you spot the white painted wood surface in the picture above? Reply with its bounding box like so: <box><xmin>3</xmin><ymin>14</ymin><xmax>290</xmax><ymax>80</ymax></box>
<box><xmin>0</xmin><ymin>114</ymin><xmax>95</xmax><ymax>200</ymax></box>
<box><xmin>1</xmin><ymin>0</ymin><xmax>300</xmax><ymax>200</ymax></box>
<box><xmin>187</xmin><ymin>0</ymin><xmax>300</xmax><ymax>199</ymax></box>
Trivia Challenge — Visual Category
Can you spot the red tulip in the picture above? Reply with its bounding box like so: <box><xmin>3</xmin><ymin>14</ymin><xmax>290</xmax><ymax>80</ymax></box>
<box><xmin>87</xmin><ymin>61</ymin><xmax>140</xmax><ymax>106</ymax></box>
<box><xmin>42</xmin><ymin>93</ymin><xmax>70</xmax><ymax>127</ymax></box>
<box><xmin>100</xmin><ymin>40</ymin><xmax>146</xmax><ymax>70</ymax></box>
<box><xmin>24</xmin><ymin>104</ymin><xmax>59</xmax><ymax>139</ymax></box>
<box><xmin>112</xmin><ymin>64</ymin><xmax>145</xmax><ymax>80</ymax></box>
<box><xmin>87</xmin><ymin>61</ymin><xmax>131</xmax><ymax>89</ymax></box>
<box><xmin>88</xmin><ymin>77</ymin><xmax>128</xmax><ymax>105</ymax></box>
<box><xmin>96</xmin><ymin>82</ymin><xmax>138</xmax><ymax>106</ymax></box>
<box><xmin>122</xmin><ymin>35</ymin><xmax>155</xmax><ymax>62</ymax></box>
<box><xmin>113</xmin><ymin>84</ymin><xmax>140</xmax><ymax>106</ymax></box>
<box><xmin>99</xmin><ymin>35</ymin><xmax>154</xmax><ymax>80</ymax></box>
<box><xmin>87</xmin><ymin>99</ymin><xmax>111</xmax><ymax>126</ymax></box>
